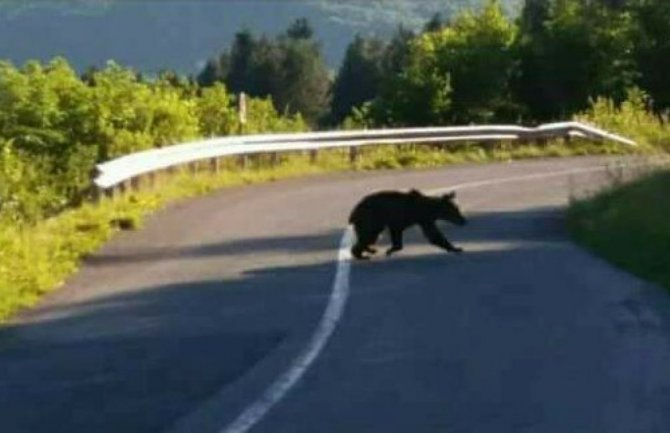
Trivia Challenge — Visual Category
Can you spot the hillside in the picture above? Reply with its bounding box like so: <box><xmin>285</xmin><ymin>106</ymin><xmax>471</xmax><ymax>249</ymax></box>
<box><xmin>0</xmin><ymin>0</ymin><xmax>522</xmax><ymax>73</ymax></box>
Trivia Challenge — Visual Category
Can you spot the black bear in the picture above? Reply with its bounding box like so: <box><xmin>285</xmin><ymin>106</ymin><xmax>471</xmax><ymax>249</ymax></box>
<box><xmin>348</xmin><ymin>189</ymin><xmax>467</xmax><ymax>260</ymax></box>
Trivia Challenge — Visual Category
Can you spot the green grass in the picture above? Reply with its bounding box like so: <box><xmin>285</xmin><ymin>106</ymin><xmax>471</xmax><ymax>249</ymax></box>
<box><xmin>0</xmin><ymin>139</ymin><xmax>656</xmax><ymax>322</ymax></box>
<box><xmin>568</xmin><ymin>169</ymin><xmax>670</xmax><ymax>291</ymax></box>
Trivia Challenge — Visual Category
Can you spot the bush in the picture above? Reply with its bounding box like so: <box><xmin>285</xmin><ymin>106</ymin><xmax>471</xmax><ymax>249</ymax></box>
<box><xmin>575</xmin><ymin>88</ymin><xmax>670</xmax><ymax>151</ymax></box>
<box><xmin>0</xmin><ymin>58</ymin><xmax>308</xmax><ymax>223</ymax></box>
<box><xmin>569</xmin><ymin>169</ymin><xmax>670</xmax><ymax>290</ymax></box>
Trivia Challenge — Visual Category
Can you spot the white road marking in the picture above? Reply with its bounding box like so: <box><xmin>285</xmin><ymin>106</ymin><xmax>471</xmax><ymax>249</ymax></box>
<box><xmin>217</xmin><ymin>162</ymin><xmax>621</xmax><ymax>433</ymax></box>
<box><xmin>427</xmin><ymin>164</ymin><xmax>613</xmax><ymax>195</ymax></box>
<box><xmin>219</xmin><ymin>228</ymin><xmax>353</xmax><ymax>433</ymax></box>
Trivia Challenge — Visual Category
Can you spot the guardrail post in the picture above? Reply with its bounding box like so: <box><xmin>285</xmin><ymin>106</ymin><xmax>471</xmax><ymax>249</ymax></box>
<box><xmin>309</xmin><ymin>150</ymin><xmax>318</xmax><ymax>164</ymax></box>
<box><xmin>270</xmin><ymin>152</ymin><xmax>279</xmax><ymax>167</ymax></box>
<box><xmin>188</xmin><ymin>162</ymin><xmax>198</xmax><ymax>175</ymax></box>
<box><xmin>147</xmin><ymin>172</ymin><xmax>157</xmax><ymax>189</ymax></box>
<box><xmin>238</xmin><ymin>155</ymin><xmax>249</xmax><ymax>169</ymax></box>
<box><xmin>349</xmin><ymin>146</ymin><xmax>359</xmax><ymax>166</ymax></box>
<box><xmin>209</xmin><ymin>157</ymin><xmax>220</xmax><ymax>174</ymax></box>
<box><xmin>119</xmin><ymin>179</ymin><xmax>129</xmax><ymax>196</ymax></box>
<box><xmin>89</xmin><ymin>167</ymin><xmax>103</xmax><ymax>203</ymax></box>
<box><xmin>130</xmin><ymin>176</ymin><xmax>141</xmax><ymax>192</ymax></box>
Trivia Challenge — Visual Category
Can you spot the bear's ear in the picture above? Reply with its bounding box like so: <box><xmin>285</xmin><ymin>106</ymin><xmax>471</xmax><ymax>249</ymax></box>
<box><xmin>443</xmin><ymin>191</ymin><xmax>456</xmax><ymax>200</ymax></box>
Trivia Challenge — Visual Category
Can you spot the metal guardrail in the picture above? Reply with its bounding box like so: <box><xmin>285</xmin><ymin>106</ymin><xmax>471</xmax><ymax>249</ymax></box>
<box><xmin>93</xmin><ymin>121</ymin><xmax>636</xmax><ymax>192</ymax></box>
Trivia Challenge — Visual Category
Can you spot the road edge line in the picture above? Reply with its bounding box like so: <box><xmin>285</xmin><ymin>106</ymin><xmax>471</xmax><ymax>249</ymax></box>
<box><xmin>219</xmin><ymin>227</ymin><xmax>353</xmax><ymax>433</ymax></box>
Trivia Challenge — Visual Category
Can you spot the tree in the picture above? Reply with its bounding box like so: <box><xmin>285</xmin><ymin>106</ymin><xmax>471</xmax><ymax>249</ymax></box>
<box><xmin>518</xmin><ymin>0</ymin><xmax>551</xmax><ymax>36</ymax></box>
<box><xmin>367</xmin><ymin>25</ymin><xmax>417</xmax><ymax>125</ymax></box>
<box><xmin>81</xmin><ymin>65</ymin><xmax>100</xmax><ymax>86</ymax></box>
<box><xmin>424</xmin><ymin>12</ymin><xmax>447</xmax><ymax>33</ymax></box>
<box><xmin>633</xmin><ymin>0</ymin><xmax>670</xmax><ymax>112</ymax></box>
<box><xmin>196</xmin><ymin>54</ymin><xmax>229</xmax><ymax>88</ymax></box>
<box><xmin>222</xmin><ymin>31</ymin><xmax>282</xmax><ymax>103</ymax></box>
<box><xmin>0</xmin><ymin>58</ymin><xmax>94</xmax><ymax>159</ymax></box>
<box><xmin>516</xmin><ymin>0</ymin><xmax>637</xmax><ymax>120</ymax></box>
<box><xmin>197</xmin><ymin>19</ymin><xmax>329</xmax><ymax>125</ymax></box>
<box><xmin>434</xmin><ymin>0</ymin><xmax>520</xmax><ymax>123</ymax></box>
<box><xmin>286</xmin><ymin>17</ymin><xmax>314</xmax><ymax>40</ymax></box>
<box><xmin>247</xmin><ymin>36</ymin><xmax>283</xmax><ymax>98</ymax></box>
<box><xmin>381</xmin><ymin>25</ymin><xmax>416</xmax><ymax>76</ymax></box>
<box><xmin>196</xmin><ymin>82</ymin><xmax>238</xmax><ymax>136</ymax></box>
<box><xmin>330</xmin><ymin>35</ymin><xmax>386</xmax><ymax>124</ymax></box>
<box><xmin>373</xmin><ymin>0</ymin><xmax>518</xmax><ymax>125</ymax></box>
<box><xmin>226</xmin><ymin>29</ymin><xmax>258</xmax><ymax>95</ymax></box>
<box><xmin>158</xmin><ymin>69</ymin><xmax>187</xmax><ymax>88</ymax></box>
<box><xmin>274</xmin><ymin>36</ymin><xmax>331</xmax><ymax>123</ymax></box>
<box><xmin>597</xmin><ymin>0</ymin><xmax>632</xmax><ymax>10</ymax></box>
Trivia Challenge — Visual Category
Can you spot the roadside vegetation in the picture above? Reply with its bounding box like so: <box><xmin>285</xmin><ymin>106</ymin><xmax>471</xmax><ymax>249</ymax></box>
<box><xmin>568</xmin><ymin>168</ymin><xmax>670</xmax><ymax>291</ymax></box>
<box><xmin>2</xmin><ymin>0</ymin><xmax>670</xmax><ymax>321</ymax></box>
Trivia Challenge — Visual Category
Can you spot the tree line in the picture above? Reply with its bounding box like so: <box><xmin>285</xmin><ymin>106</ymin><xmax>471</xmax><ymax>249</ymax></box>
<box><xmin>197</xmin><ymin>0</ymin><xmax>670</xmax><ymax>127</ymax></box>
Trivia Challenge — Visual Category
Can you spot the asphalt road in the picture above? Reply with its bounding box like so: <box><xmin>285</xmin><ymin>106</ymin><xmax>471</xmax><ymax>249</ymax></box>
<box><xmin>1</xmin><ymin>156</ymin><xmax>670</xmax><ymax>433</ymax></box>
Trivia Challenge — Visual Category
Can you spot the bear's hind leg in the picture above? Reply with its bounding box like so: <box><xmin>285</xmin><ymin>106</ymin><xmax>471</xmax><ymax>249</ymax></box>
<box><xmin>385</xmin><ymin>227</ymin><xmax>404</xmax><ymax>256</ymax></box>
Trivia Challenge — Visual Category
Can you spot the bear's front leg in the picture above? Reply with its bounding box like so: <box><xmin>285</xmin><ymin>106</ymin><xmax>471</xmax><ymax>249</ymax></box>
<box><xmin>351</xmin><ymin>243</ymin><xmax>371</xmax><ymax>260</ymax></box>
<box><xmin>352</xmin><ymin>224</ymin><xmax>383</xmax><ymax>260</ymax></box>
<box><xmin>420</xmin><ymin>222</ymin><xmax>463</xmax><ymax>253</ymax></box>
<box><xmin>385</xmin><ymin>227</ymin><xmax>404</xmax><ymax>256</ymax></box>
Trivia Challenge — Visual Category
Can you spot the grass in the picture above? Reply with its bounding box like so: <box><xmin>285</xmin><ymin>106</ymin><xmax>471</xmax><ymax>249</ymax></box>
<box><xmin>0</xmin><ymin>138</ymin><xmax>658</xmax><ymax>322</ymax></box>
<box><xmin>568</xmin><ymin>168</ymin><xmax>670</xmax><ymax>291</ymax></box>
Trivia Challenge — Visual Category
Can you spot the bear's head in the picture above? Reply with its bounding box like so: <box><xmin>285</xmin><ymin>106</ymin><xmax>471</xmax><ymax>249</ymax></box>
<box><xmin>438</xmin><ymin>191</ymin><xmax>467</xmax><ymax>226</ymax></box>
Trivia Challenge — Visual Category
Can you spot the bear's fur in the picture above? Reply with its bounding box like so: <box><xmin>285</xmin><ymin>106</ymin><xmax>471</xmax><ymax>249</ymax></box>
<box><xmin>348</xmin><ymin>189</ymin><xmax>467</xmax><ymax>260</ymax></box>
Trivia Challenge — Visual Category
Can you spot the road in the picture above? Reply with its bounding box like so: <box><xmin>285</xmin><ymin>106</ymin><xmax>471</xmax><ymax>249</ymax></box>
<box><xmin>1</xmin><ymin>156</ymin><xmax>669</xmax><ymax>433</ymax></box>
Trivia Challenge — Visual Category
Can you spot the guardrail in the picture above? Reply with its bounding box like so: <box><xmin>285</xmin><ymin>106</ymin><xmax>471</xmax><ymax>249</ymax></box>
<box><xmin>93</xmin><ymin>121</ymin><xmax>636</xmax><ymax>194</ymax></box>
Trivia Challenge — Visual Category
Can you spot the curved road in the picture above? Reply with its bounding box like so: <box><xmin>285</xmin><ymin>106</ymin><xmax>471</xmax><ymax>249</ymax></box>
<box><xmin>1</xmin><ymin>157</ymin><xmax>670</xmax><ymax>432</ymax></box>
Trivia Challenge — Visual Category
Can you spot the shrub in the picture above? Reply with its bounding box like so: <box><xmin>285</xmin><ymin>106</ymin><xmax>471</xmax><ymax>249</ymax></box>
<box><xmin>575</xmin><ymin>88</ymin><xmax>670</xmax><ymax>151</ymax></box>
